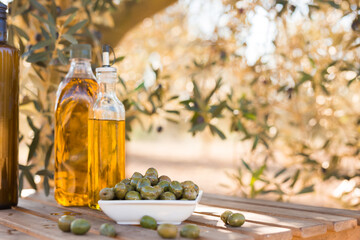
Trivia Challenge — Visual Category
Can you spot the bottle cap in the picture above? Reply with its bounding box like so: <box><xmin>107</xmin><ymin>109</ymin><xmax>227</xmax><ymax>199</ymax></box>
<box><xmin>0</xmin><ymin>2</ymin><xmax>7</xmax><ymax>19</ymax></box>
<box><xmin>70</xmin><ymin>44</ymin><xmax>91</xmax><ymax>59</ymax></box>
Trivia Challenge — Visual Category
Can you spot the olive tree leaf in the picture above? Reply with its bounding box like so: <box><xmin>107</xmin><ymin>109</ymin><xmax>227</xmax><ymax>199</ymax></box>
<box><xmin>61</xmin><ymin>33</ymin><xmax>78</xmax><ymax>44</ymax></box>
<box><xmin>30</xmin><ymin>40</ymin><xmax>54</xmax><ymax>51</ymax></box>
<box><xmin>60</xmin><ymin>7</ymin><xmax>78</xmax><ymax>16</ymax></box>
<box><xmin>209</xmin><ymin>124</ymin><xmax>226</xmax><ymax>140</ymax></box>
<box><xmin>44</xmin><ymin>144</ymin><xmax>54</xmax><ymax>169</ymax></box>
<box><xmin>66</xmin><ymin>19</ymin><xmax>88</xmax><ymax>35</ymax></box>
<box><xmin>12</xmin><ymin>25</ymin><xmax>30</xmax><ymax>41</ymax></box>
<box><xmin>252</xmin><ymin>135</ymin><xmax>259</xmax><ymax>151</ymax></box>
<box><xmin>63</xmin><ymin>12</ymin><xmax>77</xmax><ymax>27</ymax></box>
<box><xmin>29</xmin><ymin>0</ymin><xmax>49</xmax><ymax>15</ymax></box>
<box><xmin>297</xmin><ymin>184</ymin><xmax>315</xmax><ymax>195</ymax></box>
<box><xmin>27</xmin><ymin>51</ymin><xmax>50</xmax><ymax>63</ymax></box>
<box><xmin>189</xmin><ymin>122</ymin><xmax>207</xmax><ymax>132</ymax></box>
<box><xmin>290</xmin><ymin>169</ymin><xmax>300</xmax><ymax>188</ymax></box>
<box><xmin>205</xmin><ymin>77</ymin><xmax>222</xmax><ymax>104</ymax></box>
<box><xmin>57</xmin><ymin>49</ymin><xmax>68</xmax><ymax>65</ymax></box>
<box><xmin>275</xmin><ymin>168</ymin><xmax>287</xmax><ymax>178</ymax></box>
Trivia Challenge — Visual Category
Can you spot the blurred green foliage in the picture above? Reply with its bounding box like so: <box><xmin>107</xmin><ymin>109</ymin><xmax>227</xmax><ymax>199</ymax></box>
<box><xmin>8</xmin><ymin>0</ymin><xmax>360</xmax><ymax>207</ymax></box>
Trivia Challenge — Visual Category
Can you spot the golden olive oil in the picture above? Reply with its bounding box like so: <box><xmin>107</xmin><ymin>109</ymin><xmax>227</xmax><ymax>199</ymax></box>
<box><xmin>0</xmin><ymin>2</ymin><xmax>19</xmax><ymax>209</ymax></box>
<box><xmin>55</xmin><ymin>77</ymin><xmax>98</xmax><ymax>206</ymax></box>
<box><xmin>88</xmin><ymin>119</ymin><xmax>125</xmax><ymax>209</ymax></box>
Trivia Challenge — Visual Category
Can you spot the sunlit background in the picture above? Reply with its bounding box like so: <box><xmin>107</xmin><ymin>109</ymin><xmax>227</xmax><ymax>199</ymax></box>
<box><xmin>6</xmin><ymin>0</ymin><xmax>360</xmax><ymax>208</ymax></box>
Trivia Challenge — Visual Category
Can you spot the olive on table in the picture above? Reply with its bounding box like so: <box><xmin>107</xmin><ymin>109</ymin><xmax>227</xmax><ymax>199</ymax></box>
<box><xmin>140</xmin><ymin>186</ymin><xmax>158</xmax><ymax>200</ymax></box>
<box><xmin>158</xmin><ymin>180</ymin><xmax>170</xmax><ymax>192</ymax></box>
<box><xmin>183</xmin><ymin>188</ymin><xmax>197</xmax><ymax>200</ymax></box>
<box><xmin>125</xmin><ymin>191</ymin><xmax>141</xmax><ymax>200</ymax></box>
<box><xmin>160</xmin><ymin>192</ymin><xmax>176</xmax><ymax>200</ymax></box>
<box><xmin>114</xmin><ymin>182</ymin><xmax>128</xmax><ymax>200</ymax></box>
<box><xmin>58</xmin><ymin>215</ymin><xmax>75</xmax><ymax>232</ymax></box>
<box><xmin>136</xmin><ymin>178</ymin><xmax>151</xmax><ymax>192</ymax></box>
<box><xmin>145</xmin><ymin>173</ymin><xmax>158</xmax><ymax>186</ymax></box>
<box><xmin>180</xmin><ymin>224</ymin><xmax>200</xmax><ymax>239</ymax></box>
<box><xmin>227</xmin><ymin>213</ymin><xmax>245</xmax><ymax>227</ymax></box>
<box><xmin>157</xmin><ymin>224</ymin><xmax>178</xmax><ymax>239</ymax></box>
<box><xmin>158</xmin><ymin>175</ymin><xmax>171</xmax><ymax>183</ymax></box>
<box><xmin>70</xmin><ymin>219</ymin><xmax>91</xmax><ymax>235</ymax></box>
<box><xmin>140</xmin><ymin>215</ymin><xmax>157</xmax><ymax>230</ymax></box>
<box><xmin>220</xmin><ymin>210</ymin><xmax>233</xmax><ymax>224</ymax></box>
<box><xmin>169</xmin><ymin>181</ymin><xmax>183</xmax><ymax>199</ymax></box>
<box><xmin>131</xmin><ymin>172</ymin><xmax>143</xmax><ymax>179</ymax></box>
<box><xmin>99</xmin><ymin>187</ymin><xmax>115</xmax><ymax>200</ymax></box>
<box><xmin>145</xmin><ymin>167</ymin><xmax>158</xmax><ymax>178</ymax></box>
<box><xmin>99</xmin><ymin>223</ymin><xmax>117</xmax><ymax>237</ymax></box>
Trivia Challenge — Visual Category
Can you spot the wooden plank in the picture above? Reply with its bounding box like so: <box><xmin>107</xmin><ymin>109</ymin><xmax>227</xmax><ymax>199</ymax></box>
<box><xmin>0</xmin><ymin>223</ymin><xmax>37</xmax><ymax>240</ymax></box>
<box><xmin>188</xmin><ymin>213</ymin><xmax>292</xmax><ymax>240</ymax></box>
<box><xmin>293</xmin><ymin>225</ymin><xmax>360</xmax><ymax>240</ymax></box>
<box><xmin>205</xmin><ymin>193</ymin><xmax>360</xmax><ymax>225</ymax></box>
<box><xmin>195</xmin><ymin>204</ymin><xmax>327</xmax><ymax>238</ymax></box>
<box><xmin>19</xmin><ymin>197</ymin><xmax>254</xmax><ymax>240</ymax></box>
<box><xmin>0</xmin><ymin>209</ymin><xmax>107</xmax><ymax>240</ymax></box>
<box><xmin>200</xmin><ymin>197</ymin><xmax>357</xmax><ymax>232</ymax></box>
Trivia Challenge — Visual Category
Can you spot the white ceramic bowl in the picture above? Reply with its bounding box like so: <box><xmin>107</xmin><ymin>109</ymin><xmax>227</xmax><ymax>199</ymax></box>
<box><xmin>99</xmin><ymin>190</ymin><xmax>203</xmax><ymax>225</ymax></box>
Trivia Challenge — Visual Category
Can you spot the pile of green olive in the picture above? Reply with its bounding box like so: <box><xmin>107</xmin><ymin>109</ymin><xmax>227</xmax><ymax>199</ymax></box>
<box><xmin>99</xmin><ymin>168</ymin><xmax>200</xmax><ymax>201</ymax></box>
<box><xmin>220</xmin><ymin>210</ymin><xmax>245</xmax><ymax>227</ymax></box>
<box><xmin>140</xmin><ymin>215</ymin><xmax>200</xmax><ymax>239</ymax></box>
<box><xmin>58</xmin><ymin>215</ymin><xmax>116</xmax><ymax>237</ymax></box>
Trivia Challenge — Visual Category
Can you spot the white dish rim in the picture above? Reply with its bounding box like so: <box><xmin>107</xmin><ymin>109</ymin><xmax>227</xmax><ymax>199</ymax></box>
<box><xmin>99</xmin><ymin>190</ymin><xmax>203</xmax><ymax>205</ymax></box>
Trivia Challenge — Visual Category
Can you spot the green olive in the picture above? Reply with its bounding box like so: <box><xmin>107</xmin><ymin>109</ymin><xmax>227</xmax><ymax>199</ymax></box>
<box><xmin>160</xmin><ymin>191</ymin><xmax>176</xmax><ymax>200</ymax></box>
<box><xmin>145</xmin><ymin>167</ymin><xmax>158</xmax><ymax>178</ymax></box>
<box><xmin>120</xmin><ymin>178</ymin><xmax>131</xmax><ymax>185</ymax></box>
<box><xmin>194</xmin><ymin>184</ymin><xmax>199</xmax><ymax>194</ymax></box>
<box><xmin>114</xmin><ymin>182</ymin><xmax>128</xmax><ymax>200</ymax></box>
<box><xmin>154</xmin><ymin>185</ymin><xmax>164</xmax><ymax>198</ymax></box>
<box><xmin>99</xmin><ymin>223</ymin><xmax>116</xmax><ymax>237</ymax></box>
<box><xmin>220</xmin><ymin>210</ymin><xmax>233</xmax><ymax>224</ymax></box>
<box><xmin>131</xmin><ymin>172</ymin><xmax>143</xmax><ymax>179</ymax></box>
<box><xmin>136</xmin><ymin>178</ymin><xmax>151</xmax><ymax>192</ymax></box>
<box><xmin>169</xmin><ymin>181</ymin><xmax>183</xmax><ymax>199</ymax></box>
<box><xmin>126</xmin><ymin>184</ymin><xmax>135</xmax><ymax>192</ymax></box>
<box><xmin>99</xmin><ymin>187</ymin><xmax>115</xmax><ymax>200</ymax></box>
<box><xmin>157</xmin><ymin>224</ymin><xmax>177</xmax><ymax>239</ymax></box>
<box><xmin>180</xmin><ymin>198</ymin><xmax>189</xmax><ymax>200</ymax></box>
<box><xmin>145</xmin><ymin>173</ymin><xmax>158</xmax><ymax>186</ymax></box>
<box><xmin>227</xmin><ymin>213</ymin><xmax>245</xmax><ymax>227</ymax></box>
<box><xmin>70</xmin><ymin>219</ymin><xmax>91</xmax><ymax>235</ymax></box>
<box><xmin>58</xmin><ymin>215</ymin><xmax>75</xmax><ymax>232</ymax></box>
<box><xmin>158</xmin><ymin>180</ymin><xmax>170</xmax><ymax>192</ymax></box>
<box><xmin>140</xmin><ymin>186</ymin><xmax>158</xmax><ymax>200</ymax></box>
<box><xmin>180</xmin><ymin>224</ymin><xmax>200</xmax><ymax>239</ymax></box>
<box><xmin>183</xmin><ymin>188</ymin><xmax>197</xmax><ymax>200</ymax></box>
<box><xmin>125</xmin><ymin>191</ymin><xmax>141</xmax><ymax>200</ymax></box>
<box><xmin>181</xmin><ymin>180</ymin><xmax>196</xmax><ymax>190</ymax></box>
<box><xmin>140</xmin><ymin>215</ymin><xmax>157</xmax><ymax>230</ymax></box>
<box><xmin>158</xmin><ymin>175</ymin><xmax>171</xmax><ymax>183</ymax></box>
<box><xmin>130</xmin><ymin>177</ymin><xmax>141</xmax><ymax>188</ymax></box>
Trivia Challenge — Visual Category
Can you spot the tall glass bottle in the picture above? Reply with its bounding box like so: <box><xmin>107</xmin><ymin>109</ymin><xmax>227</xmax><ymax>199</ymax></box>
<box><xmin>0</xmin><ymin>2</ymin><xmax>19</xmax><ymax>209</ymax></box>
<box><xmin>55</xmin><ymin>44</ymin><xmax>98</xmax><ymax>206</ymax></box>
<box><xmin>88</xmin><ymin>45</ymin><xmax>125</xmax><ymax>209</ymax></box>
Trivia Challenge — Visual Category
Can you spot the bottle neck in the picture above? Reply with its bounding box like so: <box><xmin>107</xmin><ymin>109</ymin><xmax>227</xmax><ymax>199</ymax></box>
<box><xmin>99</xmin><ymin>81</ymin><xmax>116</xmax><ymax>95</ymax></box>
<box><xmin>67</xmin><ymin>58</ymin><xmax>94</xmax><ymax>78</ymax></box>
<box><xmin>0</xmin><ymin>18</ymin><xmax>6</xmax><ymax>43</ymax></box>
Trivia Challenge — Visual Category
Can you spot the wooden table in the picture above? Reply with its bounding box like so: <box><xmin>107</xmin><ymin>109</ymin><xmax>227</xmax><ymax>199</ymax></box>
<box><xmin>0</xmin><ymin>192</ymin><xmax>359</xmax><ymax>240</ymax></box>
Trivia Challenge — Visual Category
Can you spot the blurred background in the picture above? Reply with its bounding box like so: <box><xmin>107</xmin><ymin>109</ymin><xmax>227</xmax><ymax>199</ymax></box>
<box><xmin>5</xmin><ymin>0</ymin><xmax>360</xmax><ymax>208</ymax></box>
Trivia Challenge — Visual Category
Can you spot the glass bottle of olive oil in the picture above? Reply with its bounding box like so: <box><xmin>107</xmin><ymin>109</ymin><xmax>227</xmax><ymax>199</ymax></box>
<box><xmin>0</xmin><ymin>2</ymin><xmax>19</xmax><ymax>209</ymax></box>
<box><xmin>55</xmin><ymin>44</ymin><xmax>98</xmax><ymax>206</ymax></box>
<box><xmin>88</xmin><ymin>45</ymin><xmax>125</xmax><ymax>209</ymax></box>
